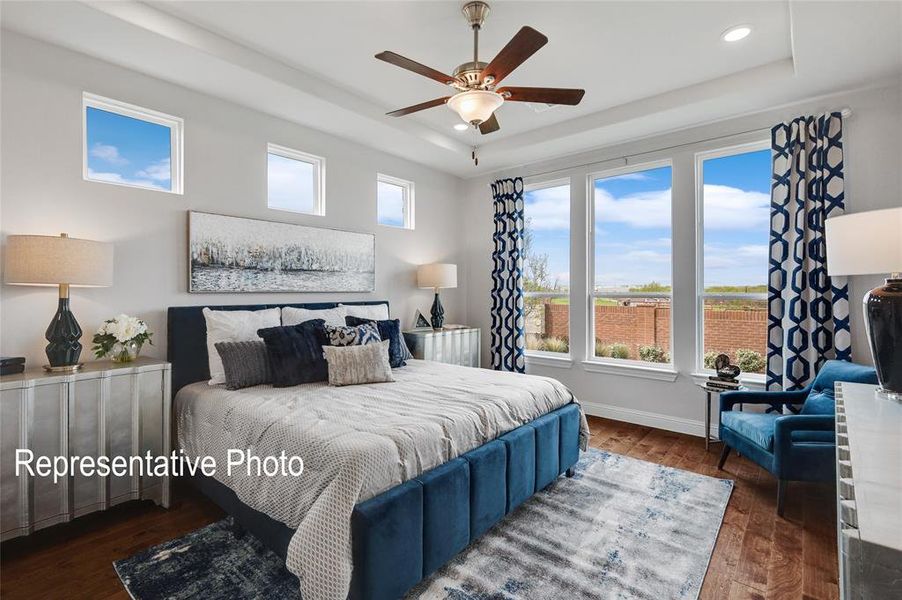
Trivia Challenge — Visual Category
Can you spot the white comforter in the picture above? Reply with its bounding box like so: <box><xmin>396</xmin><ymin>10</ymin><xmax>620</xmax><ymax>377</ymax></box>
<box><xmin>175</xmin><ymin>359</ymin><xmax>589</xmax><ymax>600</ymax></box>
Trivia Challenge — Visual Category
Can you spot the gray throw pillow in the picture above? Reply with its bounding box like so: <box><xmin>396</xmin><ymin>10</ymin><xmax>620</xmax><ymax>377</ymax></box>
<box><xmin>214</xmin><ymin>341</ymin><xmax>271</xmax><ymax>390</ymax></box>
<box><xmin>322</xmin><ymin>340</ymin><xmax>394</xmax><ymax>387</ymax></box>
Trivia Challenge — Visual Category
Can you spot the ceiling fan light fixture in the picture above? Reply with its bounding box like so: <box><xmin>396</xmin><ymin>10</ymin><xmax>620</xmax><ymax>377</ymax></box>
<box><xmin>447</xmin><ymin>90</ymin><xmax>504</xmax><ymax>125</ymax></box>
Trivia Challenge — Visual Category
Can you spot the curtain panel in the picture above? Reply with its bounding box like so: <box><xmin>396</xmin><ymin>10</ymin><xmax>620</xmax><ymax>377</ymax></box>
<box><xmin>490</xmin><ymin>177</ymin><xmax>526</xmax><ymax>373</ymax></box>
<box><xmin>767</xmin><ymin>112</ymin><xmax>851</xmax><ymax>391</ymax></box>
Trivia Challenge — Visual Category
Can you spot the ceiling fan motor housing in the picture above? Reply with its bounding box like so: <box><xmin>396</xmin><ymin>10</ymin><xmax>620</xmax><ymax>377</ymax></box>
<box><xmin>453</xmin><ymin>61</ymin><xmax>488</xmax><ymax>88</ymax></box>
<box><xmin>462</xmin><ymin>1</ymin><xmax>490</xmax><ymax>29</ymax></box>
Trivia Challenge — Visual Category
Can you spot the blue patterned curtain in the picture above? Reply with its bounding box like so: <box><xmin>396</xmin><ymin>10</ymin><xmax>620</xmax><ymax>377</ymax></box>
<box><xmin>767</xmin><ymin>112</ymin><xmax>851</xmax><ymax>390</ymax></box>
<box><xmin>490</xmin><ymin>177</ymin><xmax>526</xmax><ymax>373</ymax></box>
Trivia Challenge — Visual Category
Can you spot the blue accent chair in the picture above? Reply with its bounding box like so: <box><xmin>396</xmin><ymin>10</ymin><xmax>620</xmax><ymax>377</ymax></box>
<box><xmin>717</xmin><ymin>360</ymin><xmax>877</xmax><ymax>516</ymax></box>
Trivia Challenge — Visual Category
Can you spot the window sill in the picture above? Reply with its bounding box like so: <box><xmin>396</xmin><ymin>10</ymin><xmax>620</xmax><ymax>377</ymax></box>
<box><xmin>525</xmin><ymin>353</ymin><xmax>573</xmax><ymax>369</ymax></box>
<box><xmin>690</xmin><ymin>372</ymin><xmax>766</xmax><ymax>390</ymax></box>
<box><xmin>581</xmin><ymin>360</ymin><xmax>678</xmax><ymax>382</ymax></box>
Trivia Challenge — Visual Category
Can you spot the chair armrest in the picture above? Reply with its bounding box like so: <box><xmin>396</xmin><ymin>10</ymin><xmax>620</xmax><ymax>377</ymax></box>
<box><xmin>719</xmin><ymin>388</ymin><xmax>810</xmax><ymax>412</ymax></box>
<box><xmin>774</xmin><ymin>414</ymin><xmax>835</xmax><ymax>452</ymax></box>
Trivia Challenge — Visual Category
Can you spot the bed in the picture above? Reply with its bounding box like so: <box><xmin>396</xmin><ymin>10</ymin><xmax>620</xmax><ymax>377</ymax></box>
<box><xmin>167</xmin><ymin>301</ymin><xmax>588</xmax><ymax>600</ymax></box>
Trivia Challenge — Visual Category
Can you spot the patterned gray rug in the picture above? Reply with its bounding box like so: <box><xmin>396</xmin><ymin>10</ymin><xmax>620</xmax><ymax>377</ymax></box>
<box><xmin>115</xmin><ymin>449</ymin><xmax>732</xmax><ymax>600</ymax></box>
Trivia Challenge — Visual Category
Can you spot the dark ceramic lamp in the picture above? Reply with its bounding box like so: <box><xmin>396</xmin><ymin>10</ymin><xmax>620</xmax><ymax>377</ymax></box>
<box><xmin>826</xmin><ymin>208</ymin><xmax>902</xmax><ymax>400</ymax></box>
<box><xmin>4</xmin><ymin>233</ymin><xmax>113</xmax><ymax>372</ymax></box>
<box><xmin>417</xmin><ymin>263</ymin><xmax>457</xmax><ymax>330</ymax></box>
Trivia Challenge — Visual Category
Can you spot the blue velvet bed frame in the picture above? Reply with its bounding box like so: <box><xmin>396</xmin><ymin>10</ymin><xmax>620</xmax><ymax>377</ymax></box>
<box><xmin>167</xmin><ymin>301</ymin><xmax>581</xmax><ymax>600</ymax></box>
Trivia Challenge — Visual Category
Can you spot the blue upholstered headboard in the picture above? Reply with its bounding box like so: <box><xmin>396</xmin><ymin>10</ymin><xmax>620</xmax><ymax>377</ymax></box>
<box><xmin>167</xmin><ymin>301</ymin><xmax>389</xmax><ymax>394</ymax></box>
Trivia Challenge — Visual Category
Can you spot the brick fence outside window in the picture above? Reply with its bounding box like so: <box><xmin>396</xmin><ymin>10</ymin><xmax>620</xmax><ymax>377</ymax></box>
<box><xmin>543</xmin><ymin>303</ymin><xmax>766</xmax><ymax>359</ymax></box>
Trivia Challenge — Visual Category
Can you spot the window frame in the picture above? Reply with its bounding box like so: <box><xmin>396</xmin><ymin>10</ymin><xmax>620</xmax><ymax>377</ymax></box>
<box><xmin>376</xmin><ymin>173</ymin><xmax>415</xmax><ymax>229</ymax></box>
<box><xmin>522</xmin><ymin>177</ymin><xmax>572</xmax><ymax>359</ymax></box>
<box><xmin>694</xmin><ymin>139</ymin><xmax>770</xmax><ymax>380</ymax></box>
<box><xmin>82</xmin><ymin>92</ymin><xmax>184</xmax><ymax>194</ymax></box>
<box><xmin>586</xmin><ymin>159</ymin><xmax>675</xmax><ymax>368</ymax></box>
<box><xmin>267</xmin><ymin>143</ymin><xmax>326</xmax><ymax>216</ymax></box>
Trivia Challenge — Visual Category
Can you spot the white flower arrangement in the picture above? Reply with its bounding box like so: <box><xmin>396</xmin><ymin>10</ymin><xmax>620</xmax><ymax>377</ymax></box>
<box><xmin>92</xmin><ymin>314</ymin><xmax>153</xmax><ymax>360</ymax></box>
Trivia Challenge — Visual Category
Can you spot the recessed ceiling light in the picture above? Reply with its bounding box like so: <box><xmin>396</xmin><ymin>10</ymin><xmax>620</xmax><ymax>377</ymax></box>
<box><xmin>454</xmin><ymin>123</ymin><xmax>470</xmax><ymax>131</ymax></box>
<box><xmin>722</xmin><ymin>25</ymin><xmax>751</xmax><ymax>42</ymax></box>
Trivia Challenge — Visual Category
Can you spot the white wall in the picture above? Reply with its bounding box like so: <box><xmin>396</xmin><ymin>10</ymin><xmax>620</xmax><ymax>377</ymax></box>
<box><xmin>0</xmin><ymin>32</ymin><xmax>468</xmax><ymax>368</ymax></box>
<box><xmin>462</xmin><ymin>81</ymin><xmax>902</xmax><ymax>436</ymax></box>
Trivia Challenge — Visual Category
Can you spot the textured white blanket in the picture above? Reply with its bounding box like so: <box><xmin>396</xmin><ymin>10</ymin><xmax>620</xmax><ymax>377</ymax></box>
<box><xmin>175</xmin><ymin>360</ymin><xmax>589</xmax><ymax>600</ymax></box>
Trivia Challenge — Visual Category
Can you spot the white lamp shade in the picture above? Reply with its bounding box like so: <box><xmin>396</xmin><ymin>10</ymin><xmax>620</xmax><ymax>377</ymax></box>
<box><xmin>825</xmin><ymin>208</ymin><xmax>902</xmax><ymax>276</ymax></box>
<box><xmin>4</xmin><ymin>234</ymin><xmax>114</xmax><ymax>287</ymax></box>
<box><xmin>418</xmin><ymin>263</ymin><xmax>457</xmax><ymax>289</ymax></box>
<box><xmin>446</xmin><ymin>90</ymin><xmax>503</xmax><ymax>125</ymax></box>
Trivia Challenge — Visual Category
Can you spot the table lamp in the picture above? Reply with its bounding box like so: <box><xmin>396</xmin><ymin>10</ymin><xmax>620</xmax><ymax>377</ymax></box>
<box><xmin>4</xmin><ymin>233</ymin><xmax>114</xmax><ymax>372</ymax></box>
<box><xmin>826</xmin><ymin>207</ymin><xmax>902</xmax><ymax>399</ymax></box>
<box><xmin>417</xmin><ymin>263</ymin><xmax>457</xmax><ymax>329</ymax></box>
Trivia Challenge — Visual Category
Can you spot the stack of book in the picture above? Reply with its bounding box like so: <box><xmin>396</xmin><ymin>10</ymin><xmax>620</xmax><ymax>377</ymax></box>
<box><xmin>0</xmin><ymin>356</ymin><xmax>25</xmax><ymax>376</ymax></box>
<box><xmin>706</xmin><ymin>375</ymin><xmax>740</xmax><ymax>391</ymax></box>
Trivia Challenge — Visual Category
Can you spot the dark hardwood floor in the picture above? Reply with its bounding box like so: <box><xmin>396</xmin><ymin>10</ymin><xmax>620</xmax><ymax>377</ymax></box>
<box><xmin>0</xmin><ymin>416</ymin><xmax>838</xmax><ymax>599</ymax></box>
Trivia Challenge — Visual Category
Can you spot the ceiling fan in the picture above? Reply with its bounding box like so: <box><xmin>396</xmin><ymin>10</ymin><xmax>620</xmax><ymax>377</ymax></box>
<box><xmin>375</xmin><ymin>0</ymin><xmax>585</xmax><ymax>136</ymax></box>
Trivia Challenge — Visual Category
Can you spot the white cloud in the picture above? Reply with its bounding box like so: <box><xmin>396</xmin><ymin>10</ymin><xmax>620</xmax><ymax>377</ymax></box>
<box><xmin>620</xmin><ymin>249</ymin><xmax>671</xmax><ymax>263</ymax></box>
<box><xmin>703</xmin><ymin>184</ymin><xmax>769</xmax><ymax>230</ymax></box>
<box><xmin>525</xmin><ymin>185</ymin><xmax>569</xmax><ymax>230</ymax></box>
<box><xmin>600</xmin><ymin>172</ymin><xmax>650</xmax><ymax>183</ymax></box>
<box><xmin>135</xmin><ymin>157</ymin><xmax>171</xmax><ymax>181</ymax></box>
<box><xmin>87</xmin><ymin>169</ymin><xmax>166</xmax><ymax>190</ymax></box>
<box><xmin>89</xmin><ymin>144</ymin><xmax>128</xmax><ymax>166</ymax></box>
<box><xmin>595</xmin><ymin>188</ymin><xmax>671</xmax><ymax>228</ymax></box>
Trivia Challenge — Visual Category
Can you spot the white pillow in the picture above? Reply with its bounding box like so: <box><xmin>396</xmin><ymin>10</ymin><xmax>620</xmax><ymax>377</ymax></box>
<box><xmin>341</xmin><ymin>303</ymin><xmax>389</xmax><ymax>321</ymax></box>
<box><xmin>282</xmin><ymin>305</ymin><xmax>348</xmax><ymax>327</ymax></box>
<box><xmin>203</xmin><ymin>307</ymin><xmax>280</xmax><ymax>385</ymax></box>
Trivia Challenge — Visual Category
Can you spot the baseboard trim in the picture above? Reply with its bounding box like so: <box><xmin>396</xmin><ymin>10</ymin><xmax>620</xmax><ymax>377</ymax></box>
<box><xmin>580</xmin><ymin>399</ymin><xmax>718</xmax><ymax>439</ymax></box>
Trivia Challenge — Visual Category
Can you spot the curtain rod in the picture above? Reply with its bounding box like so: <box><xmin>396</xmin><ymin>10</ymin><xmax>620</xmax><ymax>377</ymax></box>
<box><xmin>491</xmin><ymin>107</ymin><xmax>853</xmax><ymax>183</ymax></box>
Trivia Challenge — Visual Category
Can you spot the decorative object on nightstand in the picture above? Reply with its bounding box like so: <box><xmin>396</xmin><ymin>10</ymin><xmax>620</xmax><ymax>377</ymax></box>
<box><xmin>3</xmin><ymin>233</ymin><xmax>113</xmax><ymax>372</ymax></box>
<box><xmin>0</xmin><ymin>358</ymin><xmax>171</xmax><ymax>541</ymax></box>
<box><xmin>417</xmin><ymin>263</ymin><xmax>457</xmax><ymax>329</ymax></box>
<box><xmin>0</xmin><ymin>356</ymin><xmax>26</xmax><ymax>376</ymax></box>
<box><xmin>414</xmin><ymin>309</ymin><xmax>431</xmax><ymax>328</ymax></box>
<box><xmin>826</xmin><ymin>207</ymin><xmax>902</xmax><ymax>399</ymax></box>
<box><xmin>92</xmin><ymin>314</ymin><xmax>153</xmax><ymax>363</ymax></box>
<box><xmin>403</xmin><ymin>325</ymin><xmax>480</xmax><ymax>367</ymax></box>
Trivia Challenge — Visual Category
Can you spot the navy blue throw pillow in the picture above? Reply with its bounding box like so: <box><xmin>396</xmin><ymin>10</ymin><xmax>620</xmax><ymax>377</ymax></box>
<box><xmin>345</xmin><ymin>316</ymin><xmax>406</xmax><ymax>368</ymax></box>
<box><xmin>257</xmin><ymin>319</ymin><xmax>329</xmax><ymax>386</ymax></box>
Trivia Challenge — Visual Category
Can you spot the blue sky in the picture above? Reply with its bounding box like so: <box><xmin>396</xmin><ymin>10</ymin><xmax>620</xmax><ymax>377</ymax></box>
<box><xmin>85</xmin><ymin>107</ymin><xmax>171</xmax><ymax>190</ymax></box>
<box><xmin>524</xmin><ymin>149</ymin><xmax>771</xmax><ymax>289</ymax></box>
<box><xmin>377</xmin><ymin>180</ymin><xmax>405</xmax><ymax>227</ymax></box>
<box><xmin>268</xmin><ymin>153</ymin><xmax>315</xmax><ymax>213</ymax></box>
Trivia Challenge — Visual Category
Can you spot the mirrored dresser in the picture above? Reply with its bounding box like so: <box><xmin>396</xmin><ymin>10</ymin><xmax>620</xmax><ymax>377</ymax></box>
<box><xmin>834</xmin><ymin>382</ymin><xmax>902</xmax><ymax>599</ymax></box>
<box><xmin>403</xmin><ymin>326</ymin><xmax>481</xmax><ymax>368</ymax></box>
<box><xmin>0</xmin><ymin>358</ymin><xmax>170</xmax><ymax>541</ymax></box>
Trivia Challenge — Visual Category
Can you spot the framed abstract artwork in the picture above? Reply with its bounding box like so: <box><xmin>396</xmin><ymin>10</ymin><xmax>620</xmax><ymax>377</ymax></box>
<box><xmin>188</xmin><ymin>211</ymin><xmax>375</xmax><ymax>293</ymax></box>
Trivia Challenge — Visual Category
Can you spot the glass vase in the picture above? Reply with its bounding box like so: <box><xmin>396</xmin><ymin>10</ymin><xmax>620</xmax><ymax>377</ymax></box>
<box><xmin>109</xmin><ymin>340</ymin><xmax>142</xmax><ymax>363</ymax></box>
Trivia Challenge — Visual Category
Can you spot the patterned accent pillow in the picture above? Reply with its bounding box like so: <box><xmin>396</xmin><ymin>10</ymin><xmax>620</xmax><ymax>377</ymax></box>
<box><xmin>322</xmin><ymin>340</ymin><xmax>394</xmax><ymax>387</ymax></box>
<box><xmin>256</xmin><ymin>319</ymin><xmax>330</xmax><ymax>386</ymax></box>
<box><xmin>345</xmin><ymin>316</ymin><xmax>407</xmax><ymax>368</ymax></box>
<box><xmin>214</xmin><ymin>341</ymin><xmax>270</xmax><ymax>390</ymax></box>
<box><xmin>324</xmin><ymin>322</ymin><xmax>381</xmax><ymax>347</ymax></box>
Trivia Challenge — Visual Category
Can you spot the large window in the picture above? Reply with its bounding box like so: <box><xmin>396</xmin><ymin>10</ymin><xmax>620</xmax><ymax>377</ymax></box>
<box><xmin>377</xmin><ymin>174</ymin><xmax>414</xmax><ymax>229</ymax></box>
<box><xmin>83</xmin><ymin>93</ymin><xmax>183</xmax><ymax>194</ymax></box>
<box><xmin>523</xmin><ymin>180</ymin><xmax>570</xmax><ymax>355</ymax></box>
<box><xmin>590</xmin><ymin>163</ymin><xmax>673</xmax><ymax>365</ymax></box>
<box><xmin>697</xmin><ymin>144</ymin><xmax>770</xmax><ymax>376</ymax></box>
<box><xmin>267</xmin><ymin>143</ymin><xmax>325</xmax><ymax>215</ymax></box>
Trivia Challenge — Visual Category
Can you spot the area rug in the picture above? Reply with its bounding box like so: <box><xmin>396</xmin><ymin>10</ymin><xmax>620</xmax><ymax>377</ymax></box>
<box><xmin>114</xmin><ymin>449</ymin><xmax>732</xmax><ymax>600</ymax></box>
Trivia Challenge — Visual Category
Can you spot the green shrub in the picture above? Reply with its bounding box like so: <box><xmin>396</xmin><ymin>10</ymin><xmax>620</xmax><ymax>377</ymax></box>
<box><xmin>735</xmin><ymin>348</ymin><xmax>765</xmax><ymax>374</ymax></box>
<box><xmin>703</xmin><ymin>351</ymin><xmax>719</xmax><ymax>369</ymax></box>
<box><xmin>595</xmin><ymin>340</ymin><xmax>609</xmax><ymax>357</ymax></box>
<box><xmin>639</xmin><ymin>345</ymin><xmax>669</xmax><ymax>364</ymax></box>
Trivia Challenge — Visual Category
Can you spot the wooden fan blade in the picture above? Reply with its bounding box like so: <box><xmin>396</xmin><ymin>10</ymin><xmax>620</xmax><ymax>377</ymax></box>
<box><xmin>480</xmin><ymin>26</ymin><xmax>548</xmax><ymax>85</ymax></box>
<box><xmin>375</xmin><ymin>51</ymin><xmax>456</xmax><ymax>85</ymax></box>
<box><xmin>386</xmin><ymin>97</ymin><xmax>450</xmax><ymax>117</ymax></box>
<box><xmin>479</xmin><ymin>113</ymin><xmax>500</xmax><ymax>134</ymax></box>
<box><xmin>497</xmin><ymin>86</ymin><xmax>585</xmax><ymax>105</ymax></box>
